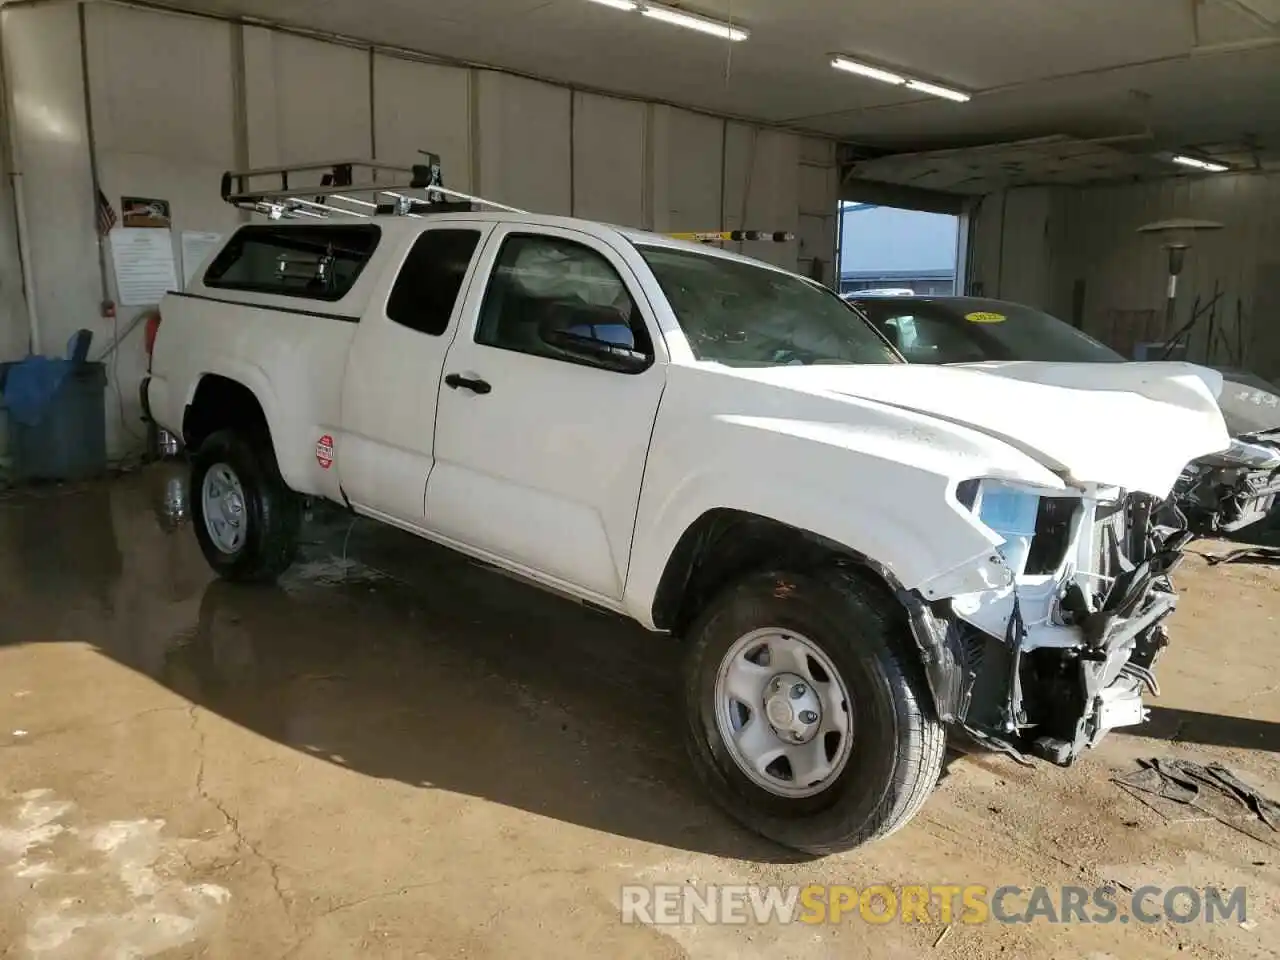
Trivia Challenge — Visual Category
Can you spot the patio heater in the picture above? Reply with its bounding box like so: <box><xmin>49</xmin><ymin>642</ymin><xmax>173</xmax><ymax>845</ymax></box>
<box><xmin>1136</xmin><ymin>218</ymin><xmax>1224</xmax><ymax>352</ymax></box>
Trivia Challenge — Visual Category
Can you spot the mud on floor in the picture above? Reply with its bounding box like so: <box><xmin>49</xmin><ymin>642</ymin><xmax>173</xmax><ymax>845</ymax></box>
<box><xmin>0</xmin><ymin>466</ymin><xmax>1277</xmax><ymax>959</ymax></box>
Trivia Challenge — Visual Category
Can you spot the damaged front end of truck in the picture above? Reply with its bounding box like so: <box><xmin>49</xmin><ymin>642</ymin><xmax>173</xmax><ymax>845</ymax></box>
<box><xmin>900</xmin><ymin>482</ymin><xmax>1195</xmax><ymax>767</ymax></box>
<box><xmin>723</xmin><ymin>360</ymin><xmax>1233</xmax><ymax>770</ymax></box>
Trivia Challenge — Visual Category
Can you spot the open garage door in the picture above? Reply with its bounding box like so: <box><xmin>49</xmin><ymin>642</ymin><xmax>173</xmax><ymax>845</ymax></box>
<box><xmin>836</xmin><ymin>202</ymin><xmax>962</xmax><ymax>297</ymax></box>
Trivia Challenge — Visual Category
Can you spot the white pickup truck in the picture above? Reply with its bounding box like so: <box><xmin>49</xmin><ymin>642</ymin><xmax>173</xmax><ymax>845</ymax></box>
<box><xmin>144</xmin><ymin>189</ymin><xmax>1230</xmax><ymax>854</ymax></box>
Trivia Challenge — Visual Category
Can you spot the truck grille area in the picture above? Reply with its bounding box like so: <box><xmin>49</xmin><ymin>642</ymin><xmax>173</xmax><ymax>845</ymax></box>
<box><xmin>955</xmin><ymin>491</ymin><xmax>1191</xmax><ymax>766</ymax></box>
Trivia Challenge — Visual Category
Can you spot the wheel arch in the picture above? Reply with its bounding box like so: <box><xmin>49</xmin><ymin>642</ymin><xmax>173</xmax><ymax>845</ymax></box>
<box><xmin>182</xmin><ymin>368</ymin><xmax>317</xmax><ymax>494</ymax></box>
<box><xmin>650</xmin><ymin>508</ymin><xmax>894</xmax><ymax>634</ymax></box>
<box><xmin>183</xmin><ymin>374</ymin><xmax>271</xmax><ymax>451</ymax></box>
<box><xmin>649</xmin><ymin>508</ymin><xmax>969</xmax><ymax>724</ymax></box>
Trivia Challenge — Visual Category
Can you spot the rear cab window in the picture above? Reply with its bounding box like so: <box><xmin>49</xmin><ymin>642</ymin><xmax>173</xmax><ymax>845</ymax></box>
<box><xmin>386</xmin><ymin>228</ymin><xmax>482</xmax><ymax>336</ymax></box>
<box><xmin>203</xmin><ymin>225</ymin><xmax>381</xmax><ymax>302</ymax></box>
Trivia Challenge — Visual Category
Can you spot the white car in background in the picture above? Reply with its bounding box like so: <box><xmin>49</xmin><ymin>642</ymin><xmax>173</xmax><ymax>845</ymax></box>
<box><xmin>143</xmin><ymin>196</ymin><xmax>1230</xmax><ymax>854</ymax></box>
<box><xmin>842</xmin><ymin>287</ymin><xmax>915</xmax><ymax>298</ymax></box>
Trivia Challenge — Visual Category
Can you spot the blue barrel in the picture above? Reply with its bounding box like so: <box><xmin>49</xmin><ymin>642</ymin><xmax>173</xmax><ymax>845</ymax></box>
<box><xmin>2</xmin><ymin>361</ymin><xmax>108</xmax><ymax>481</ymax></box>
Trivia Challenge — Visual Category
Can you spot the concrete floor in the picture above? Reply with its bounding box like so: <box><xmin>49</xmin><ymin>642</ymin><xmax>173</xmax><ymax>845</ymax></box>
<box><xmin>1</xmin><ymin>465</ymin><xmax>1277</xmax><ymax>959</ymax></box>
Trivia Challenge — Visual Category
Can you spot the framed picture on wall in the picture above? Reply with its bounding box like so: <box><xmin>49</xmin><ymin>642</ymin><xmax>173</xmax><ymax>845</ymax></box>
<box><xmin>121</xmin><ymin>196</ymin><xmax>172</xmax><ymax>229</ymax></box>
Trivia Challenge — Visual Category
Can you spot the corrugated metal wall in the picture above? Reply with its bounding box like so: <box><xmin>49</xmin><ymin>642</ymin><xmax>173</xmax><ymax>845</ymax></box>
<box><xmin>1</xmin><ymin>0</ymin><xmax>839</xmax><ymax>457</ymax></box>
<box><xmin>967</xmin><ymin>187</ymin><xmax>1067</xmax><ymax>310</ymax></box>
<box><xmin>1060</xmin><ymin>174</ymin><xmax>1280</xmax><ymax>375</ymax></box>
<box><xmin>970</xmin><ymin>172</ymin><xmax>1280</xmax><ymax>378</ymax></box>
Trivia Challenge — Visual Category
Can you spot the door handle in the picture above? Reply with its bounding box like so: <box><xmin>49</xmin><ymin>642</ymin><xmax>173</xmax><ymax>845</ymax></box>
<box><xmin>444</xmin><ymin>373</ymin><xmax>492</xmax><ymax>395</ymax></box>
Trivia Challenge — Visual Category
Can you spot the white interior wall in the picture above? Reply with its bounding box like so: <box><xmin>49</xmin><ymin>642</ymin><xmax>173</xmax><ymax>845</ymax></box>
<box><xmin>571</xmin><ymin>91</ymin><xmax>645</xmax><ymax>226</ymax></box>
<box><xmin>966</xmin><ymin>186</ymin><xmax>1062</xmax><ymax>310</ymax></box>
<box><xmin>1</xmin><ymin>2</ymin><xmax>100</xmax><ymax>461</ymax></box>
<box><xmin>798</xmin><ymin>138</ymin><xmax>838</xmax><ymax>285</ymax></box>
<box><xmin>966</xmin><ymin>191</ymin><xmax>1003</xmax><ymax>298</ymax></box>
<box><xmin>723</xmin><ymin>124</ymin><xmax>800</xmax><ymax>269</ymax></box>
<box><xmin>650</xmin><ymin>105</ymin><xmax>722</xmax><ymax>234</ymax></box>
<box><xmin>86</xmin><ymin>2</ymin><xmax>241</xmax><ymax>455</ymax></box>
<box><xmin>1</xmin><ymin>0</ymin><xmax>839</xmax><ymax>461</ymax></box>
<box><xmin>475</xmin><ymin>71</ymin><xmax>571</xmax><ymax>214</ymax></box>
<box><xmin>2</xmin><ymin>3</ymin><xmax>98</xmax><ymax>362</ymax></box>
<box><xmin>373</xmin><ymin>55</ymin><xmax>470</xmax><ymax>188</ymax></box>
<box><xmin>244</xmin><ymin>29</ymin><xmax>371</xmax><ymax>173</ymax></box>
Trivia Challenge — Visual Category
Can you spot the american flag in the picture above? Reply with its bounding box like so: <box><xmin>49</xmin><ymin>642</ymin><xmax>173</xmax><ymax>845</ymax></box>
<box><xmin>96</xmin><ymin>188</ymin><xmax>117</xmax><ymax>236</ymax></box>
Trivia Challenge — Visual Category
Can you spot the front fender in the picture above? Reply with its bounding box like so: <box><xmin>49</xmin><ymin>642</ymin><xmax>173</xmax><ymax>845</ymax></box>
<box><xmin>624</xmin><ymin>405</ymin><xmax>1064</xmax><ymax>628</ymax></box>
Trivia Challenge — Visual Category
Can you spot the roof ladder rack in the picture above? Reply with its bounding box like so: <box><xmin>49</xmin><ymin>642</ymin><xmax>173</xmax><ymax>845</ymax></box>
<box><xmin>219</xmin><ymin>152</ymin><xmax>526</xmax><ymax>220</ymax></box>
<box><xmin>218</xmin><ymin>151</ymin><xmax>799</xmax><ymax>247</ymax></box>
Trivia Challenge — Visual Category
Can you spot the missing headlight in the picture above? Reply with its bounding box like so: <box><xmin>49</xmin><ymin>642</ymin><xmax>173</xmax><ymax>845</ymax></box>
<box><xmin>1025</xmin><ymin>497</ymin><xmax>1081</xmax><ymax>575</ymax></box>
<box><xmin>956</xmin><ymin>478</ymin><xmax>981</xmax><ymax>510</ymax></box>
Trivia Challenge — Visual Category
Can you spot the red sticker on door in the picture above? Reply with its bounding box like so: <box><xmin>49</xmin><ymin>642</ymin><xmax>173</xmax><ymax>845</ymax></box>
<box><xmin>316</xmin><ymin>434</ymin><xmax>334</xmax><ymax>469</ymax></box>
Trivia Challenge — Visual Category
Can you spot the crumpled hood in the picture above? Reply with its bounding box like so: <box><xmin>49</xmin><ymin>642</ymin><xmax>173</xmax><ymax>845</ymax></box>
<box><xmin>739</xmin><ymin>360</ymin><xmax>1231</xmax><ymax>496</ymax></box>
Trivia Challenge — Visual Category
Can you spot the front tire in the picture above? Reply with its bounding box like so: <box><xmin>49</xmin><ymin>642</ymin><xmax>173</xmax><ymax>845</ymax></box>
<box><xmin>190</xmin><ymin>429</ymin><xmax>302</xmax><ymax>582</ymax></box>
<box><xmin>682</xmin><ymin>568</ymin><xmax>945</xmax><ymax>856</ymax></box>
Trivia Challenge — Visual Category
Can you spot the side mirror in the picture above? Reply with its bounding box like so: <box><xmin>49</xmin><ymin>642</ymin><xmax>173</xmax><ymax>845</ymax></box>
<box><xmin>539</xmin><ymin>319</ymin><xmax>651</xmax><ymax>373</ymax></box>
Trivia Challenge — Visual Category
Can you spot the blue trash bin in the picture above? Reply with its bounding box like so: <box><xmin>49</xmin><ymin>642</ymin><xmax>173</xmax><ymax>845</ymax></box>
<box><xmin>0</xmin><ymin>360</ymin><xmax>108</xmax><ymax>481</ymax></box>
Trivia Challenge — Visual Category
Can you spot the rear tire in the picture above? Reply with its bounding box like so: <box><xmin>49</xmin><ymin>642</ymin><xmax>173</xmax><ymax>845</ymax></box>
<box><xmin>682</xmin><ymin>568</ymin><xmax>945</xmax><ymax>856</ymax></box>
<box><xmin>190</xmin><ymin>429</ymin><xmax>302</xmax><ymax>583</ymax></box>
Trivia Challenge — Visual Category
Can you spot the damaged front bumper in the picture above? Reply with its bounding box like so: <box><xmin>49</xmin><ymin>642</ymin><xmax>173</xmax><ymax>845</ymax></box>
<box><xmin>901</xmin><ymin>487</ymin><xmax>1191</xmax><ymax>766</ymax></box>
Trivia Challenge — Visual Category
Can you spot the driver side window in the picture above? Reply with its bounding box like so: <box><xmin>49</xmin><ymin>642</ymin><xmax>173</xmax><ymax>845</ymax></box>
<box><xmin>476</xmin><ymin>234</ymin><xmax>652</xmax><ymax>367</ymax></box>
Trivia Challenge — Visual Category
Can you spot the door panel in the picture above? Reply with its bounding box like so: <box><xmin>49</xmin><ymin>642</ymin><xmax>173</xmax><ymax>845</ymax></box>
<box><xmin>427</xmin><ymin>225</ymin><xmax>667</xmax><ymax>599</ymax></box>
<box><xmin>339</xmin><ymin>224</ymin><xmax>490</xmax><ymax>520</ymax></box>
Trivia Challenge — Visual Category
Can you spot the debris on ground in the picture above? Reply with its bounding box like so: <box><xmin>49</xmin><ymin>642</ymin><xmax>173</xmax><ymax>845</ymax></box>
<box><xmin>1114</xmin><ymin>758</ymin><xmax>1280</xmax><ymax>836</ymax></box>
<box><xmin>1204</xmin><ymin>545</ymin><xmax>1280</xmax><ymax>567</ymax></box>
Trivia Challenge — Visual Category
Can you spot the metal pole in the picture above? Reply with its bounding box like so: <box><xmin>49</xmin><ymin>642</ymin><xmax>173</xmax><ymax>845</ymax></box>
<box><xmin>0</xmin><ymin>16</ymin><xmax>41</xmax><ymax>354</ymax></box>
<box><xmin>835</xmin><ymin>202</ymin><xmax>846</xmax><ymax>294</ymax></box>
<box><xmin>1163</xmin><ymin>245</ymin><xmax>1186</xmax><ymax>339</ymax></box>
<box><xmin>10</xmin><ymin>173</ymin><xmax>40</xmax><ymax>354</ymax></box>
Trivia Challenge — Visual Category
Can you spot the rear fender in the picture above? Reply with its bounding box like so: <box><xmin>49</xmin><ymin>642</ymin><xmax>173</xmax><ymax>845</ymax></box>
<box><xmin>184</xmin><ymin>362</ymin><xmax>316</xmax><ymax>496</ymax></box>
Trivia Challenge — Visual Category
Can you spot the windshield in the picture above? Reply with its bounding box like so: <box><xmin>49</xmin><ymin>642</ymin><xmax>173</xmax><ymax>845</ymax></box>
<box><xmin>637</xmin><ymin>245</ymin><xmax>901</xmax><ymax>367</ymax></box>
<box><xmin>854</xmin><ymin>298</ymin><xmax>1123</xmax><ymax>365</ymax></box>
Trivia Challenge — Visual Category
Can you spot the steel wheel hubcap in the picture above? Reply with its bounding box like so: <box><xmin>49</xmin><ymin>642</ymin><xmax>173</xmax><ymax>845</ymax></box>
<box><xmin>714</xmin><ymin>628</ymin><xmax>853</xmax><ymax>798</ymax></box>
<box><xmin>201</xmin><ymin>464</ymin><xmax>247</xmax><ymax>555</ymax></box>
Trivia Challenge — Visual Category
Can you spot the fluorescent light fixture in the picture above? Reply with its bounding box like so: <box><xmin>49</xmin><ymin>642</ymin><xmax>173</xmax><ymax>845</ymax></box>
<box><xmin>1172</xmin><ymin>154</ymin><xmax>1229</xmax><ymax>173</ymax></box>
<box><xmin>586</xmin><ymin>0</ymin><xmax>638</xmax><ymax>9</ymax></box>
<box><xmin>641</xmin><ymin>3</ymin><xmax>749</xmax><ymax>41</ymax></box>
<box><xmin>830</xmin><ymin>54</ymin><xmax>971</xmax><ymax>102</ymax></box>
<box><xmin>830</xmin><ymin>56</ymin><xmax>905</xmax><ymax>85</ymax></box>
<box><xmin>905</xmin><ymin>79</ymin><xmax>971</xmax><ymax>102</ymax></box>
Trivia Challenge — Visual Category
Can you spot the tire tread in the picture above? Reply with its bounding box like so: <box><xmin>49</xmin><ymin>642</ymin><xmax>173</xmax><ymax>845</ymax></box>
<box><xmin>191</xmin><ymin>429</ymin><xmax>302</xmax><ymax>583</ymax></box>
<box><xmin>682</xmin><ymin>566</ymin><xmax>946</xmax><ymax>856</ymax></box>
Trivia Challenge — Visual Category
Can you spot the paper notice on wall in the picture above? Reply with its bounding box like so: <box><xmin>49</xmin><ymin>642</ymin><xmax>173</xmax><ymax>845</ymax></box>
<box><xmin>109</xmin><ymin>227</ymin><xmax>178</xmax><ymax>306</ymax></box>
<box><xmin>181</xmin><ymin>231</ymin><xmax>223</xmax><ymax>287</ymax></box>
